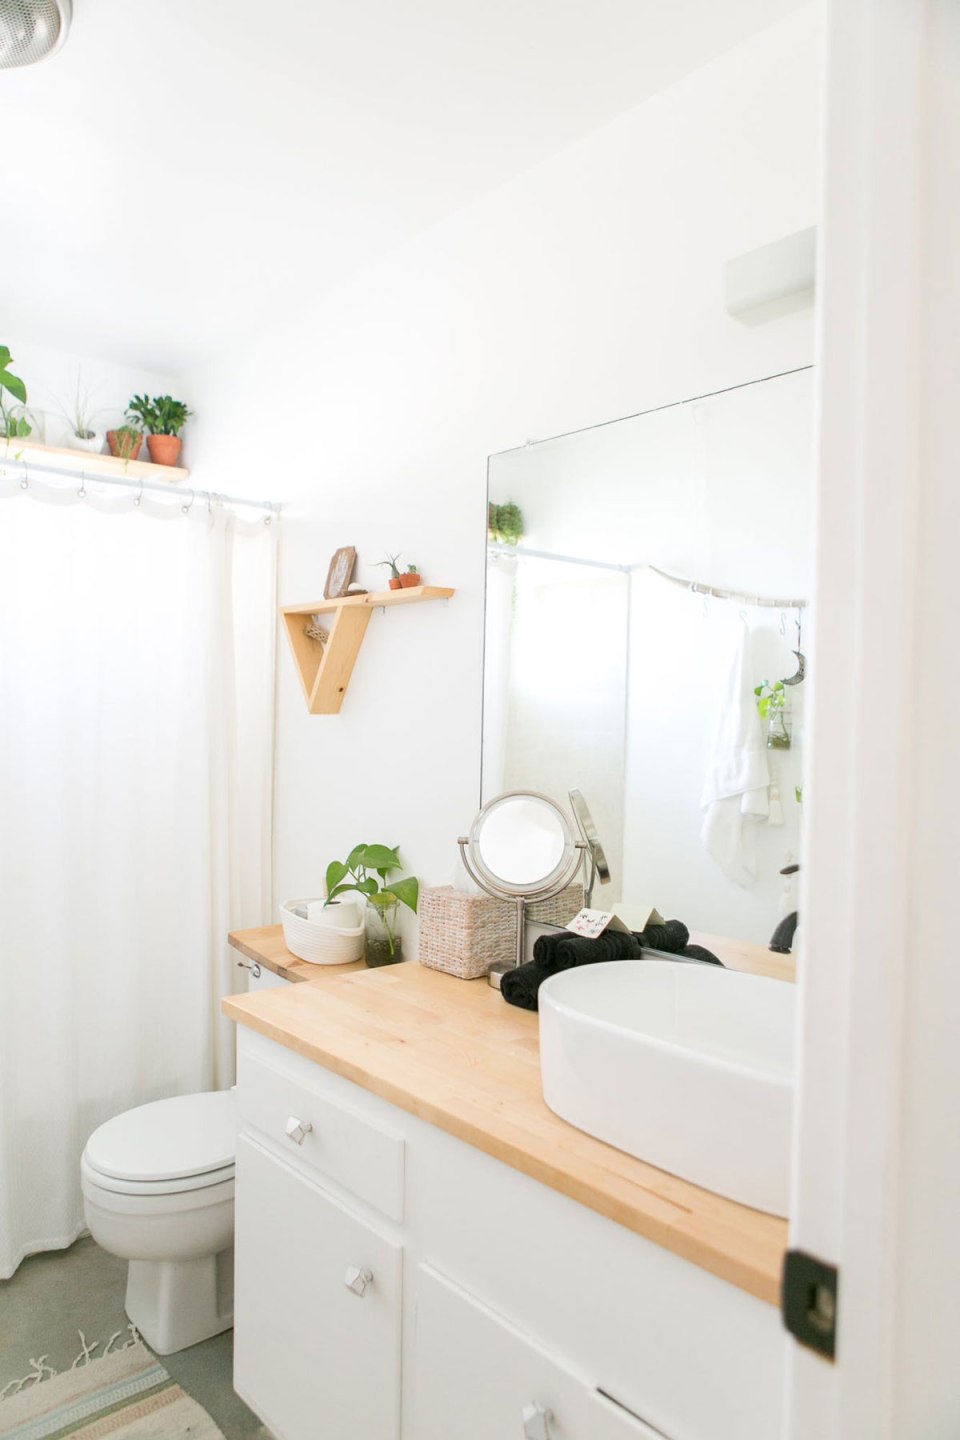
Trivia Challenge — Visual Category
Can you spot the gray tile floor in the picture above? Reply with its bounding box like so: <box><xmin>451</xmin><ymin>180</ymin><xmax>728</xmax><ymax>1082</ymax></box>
<box><xmin>0</xmin><ymin>1237</ymin><xmax>269</xmax><ymax>1438</ymax></box>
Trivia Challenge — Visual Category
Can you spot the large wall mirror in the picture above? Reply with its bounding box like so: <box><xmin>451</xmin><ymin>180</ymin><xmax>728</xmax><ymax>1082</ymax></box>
<box><xmin>482</xmin><ymin>367</ymin><xmax>813</xmax><ymax>949</ymax></box>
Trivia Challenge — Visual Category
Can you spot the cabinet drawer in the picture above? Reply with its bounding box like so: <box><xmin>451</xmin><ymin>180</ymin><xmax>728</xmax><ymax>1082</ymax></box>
<box><xmin>409</xmin><ymin>1265</ymin><xmax>673</xmax><ymax>1440</ymax></box>
<box><xmin>236</xmin><ymin>1047</ymin><xmax>404</xmax><ymax>1220</ymax></box>
<box><xmin>235</xmin><ymin>1134</ymin><xmax>401</xmax><ymax>1440</ymax></box>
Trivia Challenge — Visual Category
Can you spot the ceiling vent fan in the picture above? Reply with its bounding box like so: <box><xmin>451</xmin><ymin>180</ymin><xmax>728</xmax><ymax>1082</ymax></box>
<box><xmin>0</xmin><ymin>0</ymin><xmax>71</xmax><ymax>70</ymax></box>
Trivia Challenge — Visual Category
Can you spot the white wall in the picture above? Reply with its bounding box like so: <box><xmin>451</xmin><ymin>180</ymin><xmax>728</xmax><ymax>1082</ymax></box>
<box><xmin>0</xmin><ymin>337</ymin><xmax>176</xmax><ymax>451</ymax></box>
<box><xmin>182</xmin><ymin>5</ymin><xmax>820</xmax><ymax>942</ymax></box>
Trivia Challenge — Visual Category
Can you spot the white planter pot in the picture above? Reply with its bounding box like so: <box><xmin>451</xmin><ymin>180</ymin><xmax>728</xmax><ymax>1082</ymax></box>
<box><xmin>70</xmin><ymin>432</ymin><xmax>104</xmax><ymax>454</ymax></box>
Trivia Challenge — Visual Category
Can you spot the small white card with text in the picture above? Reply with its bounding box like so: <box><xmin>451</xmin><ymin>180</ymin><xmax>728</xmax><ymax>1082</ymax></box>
<box><xmin>565</xmin><ymin>908</ymin><xmax>633</xmax><ymax>939</ymax></box>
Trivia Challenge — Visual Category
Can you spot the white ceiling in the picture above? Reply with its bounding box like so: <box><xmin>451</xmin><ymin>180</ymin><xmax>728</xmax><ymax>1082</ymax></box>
<box><xmin>0</xmin><ymin>0</ymin><xmax>806</xmax><ymax>373</ymax></box>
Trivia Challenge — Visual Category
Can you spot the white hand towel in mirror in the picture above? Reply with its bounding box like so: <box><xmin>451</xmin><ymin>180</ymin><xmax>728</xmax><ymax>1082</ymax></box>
<box><xmin>700</xmin><ymin>615</ymin><xmax>770</xmax><ymax>886</ymax></box>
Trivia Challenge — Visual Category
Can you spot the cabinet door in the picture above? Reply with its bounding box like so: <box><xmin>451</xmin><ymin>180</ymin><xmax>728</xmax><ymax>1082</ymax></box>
<box><xmin>234</xmin><ymin>1132</ymin><xmax>401</xmax><ymax>1440</ymax></box>
<box><xmin>409</xmin><ymin>1264</ymin><xmax>596</xmax><ymax>1440</ymax></box>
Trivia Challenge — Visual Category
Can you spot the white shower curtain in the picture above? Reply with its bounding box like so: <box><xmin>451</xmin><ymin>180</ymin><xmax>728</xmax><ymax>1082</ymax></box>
<box><xmin>0</xmin><ymin>490</ymin><xmax>276</xmax><ymax>1278</ymax></box>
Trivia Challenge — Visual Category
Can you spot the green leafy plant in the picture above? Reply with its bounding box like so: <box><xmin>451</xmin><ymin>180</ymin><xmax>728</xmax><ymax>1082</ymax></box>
<box><xmin>406</xmin><ymin>563</ymin><xmax>419</xmax><ymax>574</ymax></box>
<box><xmin>0</xmin><ymin>345</ymin><xmax>31</xmax><ymax>439</ymax></box>
<box><xmin>376</xmin><ymin>554</ymin><xmax>402</xmax><ymax>580</ymax></box>
<box><xmin>127</xmin><ymin>393</ymin><xmax>192</xmax><ymax>436</ymax></box>
<box><xmin>324</xmin><ymin>843</ymin><xmax>419</xmax><ymax>960</ymax></box>
<box><xmin>488</xmin><ymin>501</ymin><xmax>524</xmax><ymax>546</ymax></box>
<box><xmin>754</xmin><ymin>679</ymin><xmax>787</xmax><ymax>719</ymax></box>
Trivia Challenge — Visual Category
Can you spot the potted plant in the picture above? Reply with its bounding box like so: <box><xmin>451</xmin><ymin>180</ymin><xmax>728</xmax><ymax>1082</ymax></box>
<box><xmin>126</xmin><ymin>393</ymin><xmax>192</xmax><ymax>467</ymax></box>
<box><xmin>323</xmin><ymin>843</ymin><xmax>419</xmax><ymax>967</ymax></box>
<box><xmin>58</xmin><ymin>373</ymin><xmax>103</xmax><ymax>454</ymax></box>
<box><xmin>1</xmin><ymin>345</ymin><xmax>31</xmax><ymax>440</ymax></box>
<box><xmin>755</xmin><ymin>679</ymin><xmax>792</xmax><ymax>750</ymax></box>
<box><xmin>376</xmin><ymin>554</ymin><xmax>404</xmax><ymax>591</ymax></box>
<box><xmin>400</xmin><ymin>563</ymin><xmax>422</xmax><ymax>588</ymax></box>
<box><xmin>107</xmin><ymin>423</ymin><xmax>143</xmax><ymax>460</ymax></box>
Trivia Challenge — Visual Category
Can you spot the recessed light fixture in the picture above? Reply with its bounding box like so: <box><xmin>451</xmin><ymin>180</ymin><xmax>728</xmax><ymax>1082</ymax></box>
<box><xmin>0</xmin><ymin>0</ymin><xmax>72</xmax><ymax>71</ymax></box>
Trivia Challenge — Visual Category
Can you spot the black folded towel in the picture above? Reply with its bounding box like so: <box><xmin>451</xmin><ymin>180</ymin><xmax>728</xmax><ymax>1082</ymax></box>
<box><xmin>638</xmin><ymin>919</ymin><xmax>722</xmax><ymax>967</ymax></box>
<box><xmin>500</xmin><ymin>928</ymin><xmax>642</xmax><ymax>1012</ymax></box>
<box><xmin>637</xmin><ymin>919</ymin><xmax>689</xmax><ymax>953</ymax></box>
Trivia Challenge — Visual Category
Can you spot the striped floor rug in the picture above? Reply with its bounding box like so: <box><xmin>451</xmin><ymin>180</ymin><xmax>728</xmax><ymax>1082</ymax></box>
<box><xmin>0</xmin><ymin>1341</ymin><xmax>225</xmax><ymax>1439</ymax></box>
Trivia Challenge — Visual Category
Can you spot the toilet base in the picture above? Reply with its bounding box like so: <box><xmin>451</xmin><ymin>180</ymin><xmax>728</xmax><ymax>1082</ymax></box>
<box><xmin>125</xmin><ymin>1246</ymin><xmax>234</xmax><ymax>1355</ymax></box>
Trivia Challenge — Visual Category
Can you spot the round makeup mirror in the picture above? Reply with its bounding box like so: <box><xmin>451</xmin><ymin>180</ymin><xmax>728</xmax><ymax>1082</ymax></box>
<box><xmin>468</xmin><ymin>792</ymin><xmax>576</xmax><ymax>895</ymax></box>
<box><xmin>458</xmin><ymin>791</ymin><xmax>585</xmax><ymax>988</ymax></box>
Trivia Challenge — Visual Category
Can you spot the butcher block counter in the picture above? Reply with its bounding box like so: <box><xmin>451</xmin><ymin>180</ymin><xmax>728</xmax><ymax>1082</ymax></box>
<box><xmin>224</xmin><ymin>927</ymin><xmax>791</xmax><ymax>1307</ymax></box>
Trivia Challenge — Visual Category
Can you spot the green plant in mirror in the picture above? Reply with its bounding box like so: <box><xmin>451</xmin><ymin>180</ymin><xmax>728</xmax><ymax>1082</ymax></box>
<box><xmin>488</xmin><ymin>501</ymin><xmax>524</xmax><ymax>545</ymax></box>
<box><xmin>324</xmin><ymin>843</ymin><xmax>419</xmax><ymax>964</ymax></box>
<box><xmin>0</xmin><ymin>345</ymin><xmax>31</xmax><ymax>439</ymax></box>
<box><xmin>755</xmin><ymin>679</ymin><xmax>792</xmax><ymax>750</ymax></box>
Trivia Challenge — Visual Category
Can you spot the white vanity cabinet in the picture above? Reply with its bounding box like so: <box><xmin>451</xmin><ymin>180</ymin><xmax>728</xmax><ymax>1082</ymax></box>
<box><xmin>233</xmin><ymin>1027</ymin><xmax>786</xmax><ymax>1440</ymax></box>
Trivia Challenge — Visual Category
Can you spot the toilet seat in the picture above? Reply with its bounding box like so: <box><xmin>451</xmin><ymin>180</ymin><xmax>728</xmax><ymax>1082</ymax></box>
<box><xmin>81</xmin><ymin>1151</ymin><xmax>235</xmax><ymax>1197</ymax></box>
<box><xmin>84</xmin><ymin>1091</ymin><xmax>236</xmax><ymax>1186</ymax></box>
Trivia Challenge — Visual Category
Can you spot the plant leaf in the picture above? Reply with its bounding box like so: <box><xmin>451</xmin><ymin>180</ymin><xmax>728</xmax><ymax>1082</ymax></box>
<box><xmin>326</xmin><ymin>882</ymin><xmax>360</xmax><ymax>903</ymax></box>
<box><xmin>325</xmin><ymin>860</ymin><xmax>349</xmax><ymax>895</ymax></box>
<box><xmin>390</xmin><ymin>876</ymin><xmax>419</xmax><ymax>914</ymax></box>
<box><xmin>345</xmin><ymin>842</ymin><xmax>368</xmax><ymax>871</ymax></box>
<box><xmin>361</xmin><ymin>844</ymin><xmax>401</xmax><ymax>872</ymax></box>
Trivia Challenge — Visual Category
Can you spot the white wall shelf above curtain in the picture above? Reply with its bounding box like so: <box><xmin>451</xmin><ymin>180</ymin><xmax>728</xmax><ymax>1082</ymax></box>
<box><xmin>3</xmin><ymin>437</ymin><xmax>189</xmax><ymax>485</ymax></box>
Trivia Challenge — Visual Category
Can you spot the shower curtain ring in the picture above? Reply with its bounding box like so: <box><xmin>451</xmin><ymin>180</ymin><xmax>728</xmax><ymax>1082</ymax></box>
<box><xmin>19</xmin><ymin>467</ymin><xmax>28</xmax><ymax>490</ymax></box>
<box><xmin>181</xmin><ymin>488</ymin><xmax>195</xmax><ymax>515</ymax></box>
<box><xmin>78</xmin><ymin>470</ymin><xmax>87</xmax><ymax>499</ymax></box>
<box><xmin>134</xmin><ymin>478</ymin><xmax>144</xmax><ymax>507</ymax></box>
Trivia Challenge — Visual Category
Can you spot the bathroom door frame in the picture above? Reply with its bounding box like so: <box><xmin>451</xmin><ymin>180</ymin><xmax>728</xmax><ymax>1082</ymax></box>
<box><xmin>787</xmin><ymin>0</ymin><xmax>959</xmax><ymax>1435</ymax></box>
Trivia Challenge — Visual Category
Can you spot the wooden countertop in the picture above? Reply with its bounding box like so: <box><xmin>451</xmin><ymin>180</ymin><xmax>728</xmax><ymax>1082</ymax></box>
<box><xmin>225</xmin><ymin>928</ymin><xmax>791</xmax><ymax>1307</ymax></box>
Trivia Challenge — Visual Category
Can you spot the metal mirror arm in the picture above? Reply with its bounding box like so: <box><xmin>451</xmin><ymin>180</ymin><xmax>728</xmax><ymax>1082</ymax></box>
<box><xmin>457</xmin><ymin>836</ymin><xmax>587</xmax><ymax>976</ymax></box>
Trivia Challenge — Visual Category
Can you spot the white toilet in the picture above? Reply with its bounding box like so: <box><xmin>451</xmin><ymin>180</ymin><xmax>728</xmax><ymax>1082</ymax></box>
<box><xmin>81</xmin><ymin>1091</ymin><xmax>236</xmax><ymax>1355</ymax></box>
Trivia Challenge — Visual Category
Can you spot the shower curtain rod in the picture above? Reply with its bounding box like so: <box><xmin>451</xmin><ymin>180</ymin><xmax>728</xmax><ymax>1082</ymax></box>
<box><xmin>646</xmin><ymin>565</ymin><xmax>807</xmax><ymax>610</ymax></box>
<box><xmin>486</xmin><ymin>544</ymin><xmax>807</xmax><ymax>608</ymax></box>
<box><xmin>0</xmin><ymin>454</ymin><xmax>281</xmax><ymax>518</ymax></box>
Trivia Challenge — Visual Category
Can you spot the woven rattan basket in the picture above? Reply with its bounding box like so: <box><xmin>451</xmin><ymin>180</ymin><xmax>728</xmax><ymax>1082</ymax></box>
<box><xmin>418</xmin><ymin>883</ymin><xmax>584</xmax><ymax>980</ymax></box>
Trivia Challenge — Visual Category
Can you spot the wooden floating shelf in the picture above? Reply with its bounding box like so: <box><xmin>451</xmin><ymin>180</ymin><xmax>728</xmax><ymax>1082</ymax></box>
<box><xmin>2</xmin><ymin>437</ymin><xmax>190</xmax><ymax>485</ymax></box>
<box><xmin>281</xmin><ymin>586</ymin><xmax>456</xmax><ymax>714</ymax></box>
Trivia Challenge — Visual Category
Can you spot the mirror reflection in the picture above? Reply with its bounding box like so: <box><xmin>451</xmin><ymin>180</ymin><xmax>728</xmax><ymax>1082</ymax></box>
<box><xmin>482</xmin><ymin>367</ymin><xmax>813</xmax><ymax>949</ymax></box>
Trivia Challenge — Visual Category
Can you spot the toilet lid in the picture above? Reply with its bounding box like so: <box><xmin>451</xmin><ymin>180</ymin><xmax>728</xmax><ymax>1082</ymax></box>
<box><xmin>84</xmin><ymin>1091</ymin><xmax>236</xmax><ymax>1184</ymax></box>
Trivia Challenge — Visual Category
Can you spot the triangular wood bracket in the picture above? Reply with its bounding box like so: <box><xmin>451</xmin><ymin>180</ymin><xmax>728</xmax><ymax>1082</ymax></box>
<box><xmin>280</xmin><ymin>586</ymin><xmax>455</xmax><ymax>714</ymax></box>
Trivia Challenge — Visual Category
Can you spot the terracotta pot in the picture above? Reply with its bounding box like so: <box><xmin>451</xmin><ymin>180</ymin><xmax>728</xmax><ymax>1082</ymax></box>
<box><xmin>147</xmin><ymin>434</ymin><xmax>183</xmax><ymax>467</ymax></box>
<box><xmin>388</xmin><ymin>577</ymin><xmax>403</xmax><ymax>590</ymax></box>
<box><xmin>399</xmin><ymin>573</ymin><xmax>422</xmax><ymax>588</ymax></box>
<box><xmin>106</xmin><ymin>430</ymin><xmax>143</xmax><ymax>460</ymax></box>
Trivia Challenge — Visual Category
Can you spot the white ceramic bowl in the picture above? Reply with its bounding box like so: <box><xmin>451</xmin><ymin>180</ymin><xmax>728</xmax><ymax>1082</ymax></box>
<box><xmin>280</xmin><ymin>899</ymin><xmax>365</xmax><ymax>965</ymax></box>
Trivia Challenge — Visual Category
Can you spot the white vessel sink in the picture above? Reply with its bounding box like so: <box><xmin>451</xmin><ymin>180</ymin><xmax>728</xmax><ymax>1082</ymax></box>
<box><xmin>538</xmin><ymin>960</ymin><xmax>794</xmax><ymax>1216</ymax></box>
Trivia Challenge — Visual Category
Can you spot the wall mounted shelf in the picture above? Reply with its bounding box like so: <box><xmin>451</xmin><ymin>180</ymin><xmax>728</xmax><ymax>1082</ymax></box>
<box><xmin>3</xmin><ymin>438</ymin><xmax>190</xmax><ymax>484</ymax></box>
<box><xmin>281</xmin><ymin>586</ymin><xmax>455</xmax><ymax>714</ymax></box>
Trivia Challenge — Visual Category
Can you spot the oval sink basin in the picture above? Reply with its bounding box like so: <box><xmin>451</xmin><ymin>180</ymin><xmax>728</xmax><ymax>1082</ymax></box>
<box><xmin>538</xmin><ymin>960</ymin><xmax>794</xmax><ymax>1216</ymax></box>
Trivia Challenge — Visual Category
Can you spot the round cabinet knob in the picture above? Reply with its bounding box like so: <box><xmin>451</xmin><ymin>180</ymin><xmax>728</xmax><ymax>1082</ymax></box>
<box><xmin>521</xmin><ymin>1402</ymin><xmax>553</xmax><ymax>1440</ymax></box>
<box><xmin>344</xmin><ymin>1266</ymin><xmax>373</xmax><ymax>1297</ymax></box>
<box><xmin>284</xmin><ymin>1115</ymin><xmax>313</xmax><ymax>1146</ymax></box>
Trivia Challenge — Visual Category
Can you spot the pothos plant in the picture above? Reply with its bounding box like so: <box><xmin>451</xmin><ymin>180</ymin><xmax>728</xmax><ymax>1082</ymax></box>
<box><xmin>754</xmin><ymin>679</ymin><xmax>787</xmax><ymax>718</ymax></box>
<box><xmin>0</xmin><ymin>345</ymin><xmax>30</xmax><ymax>439</ymax></box>
<box><xmin>324</xmin><ymin>843</ymin><xmax>419</xmax><ymax>961</ymax></box>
